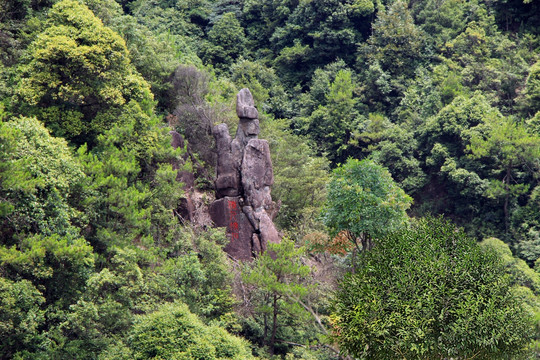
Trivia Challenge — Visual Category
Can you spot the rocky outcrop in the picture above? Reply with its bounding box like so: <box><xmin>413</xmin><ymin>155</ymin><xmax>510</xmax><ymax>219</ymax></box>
<box><xmin>210</xmin><ymin>88</ymin><xmax>281</xmax><ymax>260</ymax></box>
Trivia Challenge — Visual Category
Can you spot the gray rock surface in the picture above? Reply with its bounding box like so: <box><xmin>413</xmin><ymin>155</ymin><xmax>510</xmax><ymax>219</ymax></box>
<box><xmin>209</xmin><ymin>197</ymin><xmax>254</xmax><ymax>260</ymax></box>
<box><xmin>209</xmin><ymin>88</ymin><xmax>281</xmax><ymax>260</ymax></box>
<box><xmin>236</xmin><ymin>88</ymin><xmax>259</xmax><ymax>119</ymax></box>
<box><xmin>213</xmin><ymin>124</ymin><xmax>241</xmax><ymax>197</ymax></box>
<box><xmin>242</xmin><ymin>139</ymin><xmax>274</xmax><ymax>210</ymax></box>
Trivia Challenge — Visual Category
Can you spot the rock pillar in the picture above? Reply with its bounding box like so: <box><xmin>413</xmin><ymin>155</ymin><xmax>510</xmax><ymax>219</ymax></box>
<box><xmin>210</xmin><ymin>88</ymin><xmax>280</xmax><ymax>260</ymax></box>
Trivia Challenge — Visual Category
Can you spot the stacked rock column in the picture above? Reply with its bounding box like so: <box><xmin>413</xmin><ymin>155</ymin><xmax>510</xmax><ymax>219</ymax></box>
<box><xmin>209</xmin><ymin>88</ymin><xmax>280</xmax><ymax>261</ymax></box>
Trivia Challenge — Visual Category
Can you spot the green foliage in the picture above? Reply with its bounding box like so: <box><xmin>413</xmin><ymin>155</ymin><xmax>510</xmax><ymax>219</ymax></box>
<box><xmin>82</xmin><ymin>0</ymin><xmax>123</xmax><ymax>25</ymax></box>
<box><xmin>200</xmin><ymin>12</ymin><xmax>246</xmax><ymax>71</ymax></box>
<box><xmin>524</xmin><ymin>61</ymin><xmax>540</xmax><ymax>117</ymax></box>
<box><xmin>3</xmin><ymin>0</ymin><xmax>540</xmax><ymax>357</ymax></box>
<box><xmin>0</xmin><ymin>278</ymin><xmax>45</xmax><ymax>359</ymax></box>
<box><xmin>294</xmin><ymin>62</ymin><xmax>364</xmax><ymax>164</ymax></box>
<box><xmin>416</xmin><ymin>93</ymin><xmax>507</xmax><ymax>236</ymax></box>
<box><xmin>0</xmin><ymin>116</ymin><xmax>38</xmax><ymax>218</ymax></box>
<box><xmin>109</xmin><ymin>14</ymin><xmax>179</xmax><ymax>110</ymax></box>
<box><xmin>512</xmin><ymin>186</ymin><xmax>540</xmax><ymax>263</ymax></box>
<box><xmin>351</xmin><ymin>113</ymin><xmax>427</xmax><ymax>194</ymax></box>
<box><xmin>151</xmin><ymin>227</ymin><xmax>235</xmax><ymax>320</ymax></box>
<box><xmin>0</xmin><ymin>233</ymin><xmax>94</xmax><ymax>308</ymax></box>
<box><xmin>125</xmin><ymin>301</ymin><xmax>255</xmax><ymax>360</ymax></box>
<box><xmin>357</xmin><ymin>0</ymin><xmax>427</xmax><ymax>112</ymax></box>
<box><xmin>16</xmin><ymin>0</ymin><xmax>153</xmax><ymax>144</ymax></box>
<box><xmin>269</xmin><ymin>0</ymin><xmax>376</xmax><ymax>85</ymax></box>
<box><xmin>481</xmin><ymin>237</ymin><xmax>540</xmax><ymax>294</ymax></box>
<box><xmin>0</xmin><ymin>116</ymin><xmax>83</xmax><ymax>238</ymax></box>
<box><xmin>322</xmin><ymin>158</ymin><xmax>412</xmax><ymax>250</ymax></box>
<box><xmin>361</xmin><ymin>1</ymin><xmax>426</xmax><ymax>79</ymax></box>
<box><xmin>306</xmin><ymin>69</ymin><xmax>359</xmax><ymax>164</ymax></box>
<box><xmin>261</xmin><ymin>118</ymin><xmax>329</xmax><ymax>235</ymax></box>
<box><xmin>468</xmin><ymin>115</ymin><xmax>540</xmax><ymax>232</ymax></box>
<box><xmin>332</xmin><ymin>217</ymin><xmax>535</xmax><ymax>359</ymax></box>
<box><xmin>77</xmin><ymin>102</ymin><xmax>184</xmax><ymax>251</ymax></box>
<box><xmin>51</xmin><ymin>227</ymin><xmax>235</xmax><ymax>359</ymax></box>
<box><xmin>414</xmin><ymin>0</ymin><xmax>483</xmax><ymax>48</ymax></box>
<box><xmin>242</xmin><ymin>239</ymin><xmax>313</xmax><ymax>355</ymax></box>
<box><xmin>229</xmin><ymin>59</ymin><xmax>291</xmax><ymax>119</ymax></box>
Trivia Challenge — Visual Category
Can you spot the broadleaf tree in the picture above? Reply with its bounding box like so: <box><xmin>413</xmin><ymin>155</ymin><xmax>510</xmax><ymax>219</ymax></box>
<box><xmin>16</xmin><ymin>0</ymin><xmax>153</xmax><ymax>145</ymax></box>
<box><xmin>331</xmin><ymin>217</ymin><xmax>535</xmax><ymax>359</ymax></box>
<box><xmin>467</xmin><ymin>115</ymin><xmax>540</xmax><ymax>233</ymax></box>
<box><xmin>322</xmin><ymin>158</ymin><xmax>412</xmax><ymax>253</ymax></box>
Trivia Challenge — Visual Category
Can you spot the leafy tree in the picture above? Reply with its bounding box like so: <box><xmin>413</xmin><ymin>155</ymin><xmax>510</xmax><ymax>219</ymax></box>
<box><xmin>261</xmin><ymin>118</ymin><xmax>329</xmax><ymax>234</ymax></box>
<box><xmin>396</xmin><ymin>65</ymin><xmax>463</xmax><ymax>127</ymax></box>
<box><xmin>0</xmin><ymin>278</ymin><xmax>45</xmax><ymax>359</ymax></box>
<box><xmin>523</xmin><ymin>60</ymin><xmax>540</xmax><ymax>118</ymax></box>
<box><xmin>322</xmin><ymin>158</ymin><xmax>412</xmax><ymax>252</ymax></box>
<box><xmin>350</xmin><ymin>113</ymin><xmax>427</xmax><ymax>195</ymax></box>
<box><xmin>82</xmin><ymin>0</ymin><xmax>123</xmax><ymax>25</ymax></box>
<box><xmin>358</xmin><ymin>0</ymin><xmax>427</xmax><ymax>113</ymax></box>
<box><xmin>109</xmin><ymin>14</ymin><xmax>179</xmax><ymax>110</ymax></box>
<box><xmin>77</xmin><ymin>116</ymin><xmax>183</xmax><ymax>253</ymax></box>
<box><xmin>442</xmin><ymin>16</ymin><xmax>532</xmax><ymax>112</ymax></box>
<box><xmin>0</xmin><ymin>233</ymin><xmax>94</xmax><ymax>308</ymax></box>
<box><xmin>0</xmin><ymin>116</ymin><xmax>84</xmax><ymax>240</ymax></box>
<box><xmin>301</xmin><ymin>69</ymin><xmax>360</xmax><ymax>164</ymax></box>
<box><xmin>242</xmin><ymin>239</ymin><xmax>313</xmax><ymax>355</ymax></box>
<box><xmin>270</xmin><ymin>0</ymin><xmax>376</xmax><ymax>85</ymax></box>
<box><xmin>480</xmin><ymin>237</ymin><xmax>540</xmax><ymax>294</ymax></box>
<box><xmin>16</xmin><ymin>0</ymin><xmax>153</xmax><ymax>145</ymax></box>
<box><xmin>200</xmin><ymin>12</ymin><xmax>246</xmax><ymax>70</ymax></box>
<box><xmin>122</xmin><ymin>301</ymin><xmax>255</xmax><ymax>360</ymax></box>
<box><xmin>242</xmin><ymin>0</ymin><xmax>300</xmax><ymax>56</ymax></box>
<box><xmin>331</xmin><ymin>217</ymin><xmax>535</xmax><ymax>359</ymax></box>
<box><xmin>489</xmin><ymin>0</ymin><xmax>540</xmax><ymax>34</ymax></box>
<box><xmin>0</xmin><ymin>115</ymin><xmax>38</xmax><ymax>219</ymax></box>
<box><xmin>513</xmin><ymin>185</ymin><xmax>540</xmax><ymax>263</ymax></box>
<box><xmin>413</xmin><ymin>0</ymin><xmax>486</xmax><ymax>49</ymax></box>
<box><xmin>229</xmin><ymin>59</ymin><xmax>291</xmax><ymax>119</ymax></box>
<box><xmin>468</xmin><ymin>115</ymin><xmax>540</xmax><ymax>233</ymax></box>
<box><xmin>360</xmin><ymin>0</ymin><xmax>426</xmax><ymax>79</ymax></box>
<box><xmin>417</xmin><ymin>93</ymin><xmax>502</xmax><ymax>236</ymax></box>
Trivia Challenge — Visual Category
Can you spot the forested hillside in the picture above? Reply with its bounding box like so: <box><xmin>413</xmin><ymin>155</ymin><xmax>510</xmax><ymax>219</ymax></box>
<box><xmin>1</xmin><ymin>0</ymin><xmax>540</xmax><ymax>358</ymax></box>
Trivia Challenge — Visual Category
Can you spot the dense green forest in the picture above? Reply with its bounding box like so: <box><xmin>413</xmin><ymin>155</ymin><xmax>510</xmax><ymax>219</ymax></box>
<box><xmin>1</xmin><ymin>0</ymin><xmax>540</xmax><ymax>358</ymax></box>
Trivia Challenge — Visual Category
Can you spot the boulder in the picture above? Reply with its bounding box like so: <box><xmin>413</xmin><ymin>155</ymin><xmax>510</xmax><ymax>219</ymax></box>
<box><xmin>213</xmin><ymin>124</ymin><xmax>241</xmax><ymax>198</ymax></box>
<box><xmin>236</xmin><ymin>88</ymin><xmax>258</xmax><ymax>119</ymax></box>
<box><xmin>258</xmin><ymin>211</ymin><xmax>280</xmax><ymax>246</ymax></box>
<box><xmin>242</xmin><ymin>139</ymin><xmax>274</xmax><ymax>210</ymax></box>
<box><xmin>209</xmin><ymin>197</ymin><xmax>254</xmax><ymax>261</ymax></box>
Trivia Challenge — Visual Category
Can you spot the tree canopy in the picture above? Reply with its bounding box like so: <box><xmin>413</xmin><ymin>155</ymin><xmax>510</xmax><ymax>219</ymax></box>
<box><xmin>322</xmin><ymin>158</ymin><xmax>412</xmax><ymax>251</ymax></box>
<box><xmin>332</xmin><ymin>217</ymin><xmax>534</xmax><ymax>359</ymax></box>
<box><xmin>2</xmin><ymin>0</ymin><xmax>540</xmax><ymax>357</ymax></box>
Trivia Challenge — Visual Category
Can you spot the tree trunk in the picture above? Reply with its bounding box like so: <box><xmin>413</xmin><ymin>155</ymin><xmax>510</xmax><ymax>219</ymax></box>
<box><xmin>270</xmin><ymin>294</ymin><xmax>278</xmax><ymax>355</ymax></box>
<box><xmin>504</xmin><ymin>165</ymin><xmax>511</xmax><ymax>234</ymax></box>
<box><xmin>263</xmin><ymin>294</ymin><xmax>268</xmax><ymax>348</ymax></box>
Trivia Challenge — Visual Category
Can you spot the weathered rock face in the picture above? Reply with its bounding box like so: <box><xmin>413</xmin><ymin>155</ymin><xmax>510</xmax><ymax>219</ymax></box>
<box><xmin>214</xmin><ymin>124</ymin><xmax>241</xmax><ymax>198</ymax></box>
<box><xmin>210</xmin><ymin>88</ymin><xmax>281</xmax><ymax>260</ymax></box>
<box><xmin>209</xmin><ymin>197</ymin><xmax>254</xmax><ymax>260</ymax></box>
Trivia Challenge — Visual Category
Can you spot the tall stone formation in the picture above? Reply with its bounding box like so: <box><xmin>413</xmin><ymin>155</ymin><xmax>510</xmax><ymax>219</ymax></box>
<box><xmin>209</xmin><ymin>88</ymin><xmax>280</xmax><ymax>260</ymax></box>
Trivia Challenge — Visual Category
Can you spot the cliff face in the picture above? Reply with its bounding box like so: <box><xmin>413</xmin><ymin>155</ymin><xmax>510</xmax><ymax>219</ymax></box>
<box><xmin>209</xmin><ymin>88</ymin><xmax>280</xmax><ymax>260</ymax></box>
